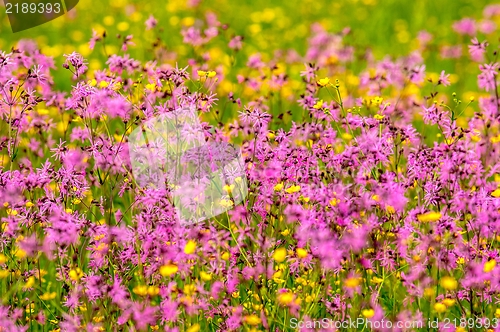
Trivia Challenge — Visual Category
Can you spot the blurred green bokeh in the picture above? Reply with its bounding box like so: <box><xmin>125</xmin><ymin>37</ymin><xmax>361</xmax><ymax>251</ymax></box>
<box><xmin>0</xmin><ymin>0</ymin><xmax>494</xmax><ymax>94</ymax></box>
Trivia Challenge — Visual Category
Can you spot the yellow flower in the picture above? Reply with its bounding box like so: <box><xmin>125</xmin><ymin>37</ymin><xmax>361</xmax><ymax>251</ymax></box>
<box><xmin>374</xmin><ymin>114</ymin><xmax>384</xmax><ymax>120</ymax></box>
<box><xmin>273</xmin><ymin>247</ymin><xmax>287</xmax><ymax>263</ymax></box>
<box><xmin>40</xmin><ymin>292</ymin><xmax>57</xmax><ymax>301</ymax></box>
<box><xmin>200</xmin><ymin>271</ymin><xmax>212</xmax><ymax>281</ymax></box>
<box><xmin>484</xmin><ymin>260</ymin><xmax>496</xmax><ymax>273</ymax></box>
<box><xmin>112</xmin><ymin>82</ymin><xmax>122</xmax><ymax>91</ymax></box>
<box><xmin>207</xmin><ymin>71</ymin><xmax>217</xmax><ymax>78</ymax></box>
<box><xmin>221</xmin><ymin>252</ymin><xmax>230</xmax><ymax>261</ymax></box>
<box><xmin>285</xmin><ymin>185</ymin><xmax>300</xmax><ymax>194</ymax></box>
<box><xmin>417</xmin><ymin>211</ymin><xmax>442</xmax><ymax>222</ymax></box>
<box><xmin>186</xmin><ymin>324</ymin><xmax>200</xmax><ymax>332</ymax></box>
<box><xmin>362</xmin><ymin>309</ymin><xmax>375</xmax><ymax>318</ymax></box>
<box><xmin>69</xmin><ymin>268</ymin><xmax>83</xmax><ymax>281</ymax></box>
<box><xmin>0</xmin><ymin>254</ymin><xmax>5</xmax><ymax>265</ymax></box>
<box><xmin>386</xmin><ymin>205</ymin><xmax>395</xmax><ymax>214</ymax></box>
<box><xmin>223</xmin><ymin>184</ymin><xmax>235</xmax><ymax>194</ymax></box>
<box><xmin>0</xmin><ymin>270</ymin><xmax>10</xmax><ymax>278</ymax></box>
<box><xmin>98</xmin><ymin>81</ymin><xmax>109</xmax><ymax>88</ymax></box>
<box><xmin>25</xmin><ymin>201</ymin><xmax>34</xmax><ymax>208</ymax></box>
<box><xmin>329</xmin><ymin>198</ymin><xmax>340</xmax><ymax>206</ymax></box>
<box><xmin>197</xmin><ymin>70</ymin><xmax>207</xmax><ymax>77</ymax></box>
<box><xmin>133</xmin><ymin>285</ymin><xmax>148</xmax><ymax>296</ymax></box>
<box><xmin>145</xmin><ymin>83</ymin><xmax>156</xmax><ymax>92</ymax></box>
<box><xmin>434</xmin><ymin>302</ymin><xmax>447</xmax><ymax>313</ymax></box>
<box><xmin>492</xmin><ymin>189</ymin><xmax>500</xmax><ymax>198</ymax></box>
<box><xmin>24</xmin><ymin>276</ymin><xmax>35</xmax><ymax>289</ymax></box>
<box><xmin>344</xmin><ymin>277</ymin><xmax>361</xmax><ymax>288</ymax></box>
<box><xmin>14</xmin><ymin>248</ymin><xmax>27</xmax><ymax>259</ymax></box>
<box><xmin>371</xmin><ymin>194</ymin><xmax>380</xmax><ymax>202</ymax></box>
<box><xmin>440</xmin><ymin>276</ymin><xmax>458</xmax><ymax>290</ymax></box>
<box><xmin>277</xmin><ymin>291</ymin><xmax>294</xmax><ymax>305</ymax></box>
<box><xmin>88</xmin><ymin>79</ymin><xmax>97</xmax><ymax>87</ymax></box>
<box><xmin>244</xmin><ymin>314</ymin><xmax>261</xmax><ymax>326</ymax></box>
<box><xmin>6</xmin><ymin>209</ymin><xmax>18</xmax><ymax>216</ymax></box>
<box><xmin>341</xmin><ymin>133</ymin><xmax>353</xmax><ymax>140</ymax></box>
<box><xmin>371</xmin><ymin>276</ymin><xmax>384</xmax><ymax>284</ymax></box>
<box><xmin>313</xmin><ymin>100</ymin><xmax>324</xmax><ymax>109</ymax></box>
<box><xmin>219</xmin><ymin>199</ymin><xmax>234</xmax><ymax>208</ymax></box>
<box><xmin>442</xmin><ymin>298</ymin><xmax>455</xmax><ymax>307</ymax></box>
<box><xmin>274</xmin><ymin>182</ymin><xmax>284</xmax><ymax>191</ymax></box>
<box><xmin>317</xmin><ymin>77</ymin><xmax>330</xmax><ymax>87</ymax></box>
<box><xmin>147</xmin><ymin>286</ymin><xmax>160</xmax><ymax>296</ymax></box>
<box><xmin>296</xmin><ymin>248</ymin><xmax>308</xmax><ymax>259</ymax></box>
<box><xmin>184</xmin><ymin>240</ymin><xmax>197</xmax><ymax>255</ymax></box>
<box><xmin>159</xmin><ymin>264</ymin><xmax>178</xmax><ymax>277</ymax></box>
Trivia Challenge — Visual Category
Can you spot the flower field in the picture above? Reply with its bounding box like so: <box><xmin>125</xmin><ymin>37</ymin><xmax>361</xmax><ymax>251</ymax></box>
<box><xmin>2</xmin><ymin>0</ymin><xmax>500</xmax><ymax>331</ymax></box>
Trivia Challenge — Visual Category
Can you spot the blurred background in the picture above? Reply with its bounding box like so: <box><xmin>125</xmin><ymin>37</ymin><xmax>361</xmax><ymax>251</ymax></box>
<box><xmin>0</xmin><ymin>0</ymin><xmax>496</xmax><ymax>111</ymax></box>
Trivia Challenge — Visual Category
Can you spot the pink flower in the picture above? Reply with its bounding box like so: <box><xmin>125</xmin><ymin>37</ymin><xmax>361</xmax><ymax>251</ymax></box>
<box><xmin>452</xmin><ymin>18</ymin><xmax>477</xmax><ymax>36</ymax></box>
<box><xmin>145</xmin><ymin>14</ymin><xmax>157</xmax><ymax>30</ymax></box>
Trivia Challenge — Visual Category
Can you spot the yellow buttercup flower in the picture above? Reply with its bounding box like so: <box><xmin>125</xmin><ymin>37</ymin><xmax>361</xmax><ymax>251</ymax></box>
<box><xmin>484</xmin><ymin>260</ymin><xmax>496</xmax><ymax>273</ymax></box>
<box><xmin>273</xmin><ymin>247</ymin><xmax>287</xmax><ymax>263</ymax></box>
<box><xmin>417</xmin><ymin>211</ymin><xmax>442</xmax><ymax>222</ymax></box>
<box><xmin>244</xmin><ymin>314</ymin><xmax>261</xmax><ymax>326</ymax></box>
<box><xmin>159</xmin><ymin>264</ymin><xmax>178</xmax><ymax>277</ymax></box>
<box><xmin>24</xmin><ymin>276</ymin><xmax>35</xmax><ymax>289</ymax></box>
<box><xmin>491</xmin><ymin>189</ymin><xmax>500</xmax><ymax>198</ymax></box>
<box><xmin>274</xmin><ymin>182</ymin><xmax>284</xmax><ymax>191</ymax></box>
<box><xmin>296</xmin><ymin>248</ymin><xmax>308</xmax><ymax>259</ymax></box>
<box><xmin>200</xmin><ymin>271</ymin><xmax>212</xmax><ymax>281</ymax></box>
<box><xmin>98</xmin><ymin>81</ymin><xmax>109</xmax><ymax>88</ymax></box>
<box><xmin>40</xmin><ymin>292</ymin><xmax>57</xmax><ymax>301</ymax></box>
<box><xmin>221</xmin><ymin>252</ymin><xmax>230</xmax><ymax>261</ymax></box>
<box><xmin>317</xmin><ymin>77</ymin><xmax>330</xmax><ymax>87</ymax></box>
<box><xmin>147</xmin><ymin>286</ymin><xmax>160</xmax><ymax>296</ymax></box>
<box><xmin>442</xmin><ymin>298</ymin><xmax>455</xmax><ymax>307</ymax></box>
<box><xmin>186</xmin><ymin>324</ymin><xmax>200</xmax><ymax>332</ymax></box>
<box><xmin>277</xmin><ymin>291</ymin><xmax>294</xmax><ymax>305</ymax></box>
<box><xmin>69</xmin><ymin>268</ymin><xmax>83</xmax><ymax>281</ymax></box>
<box><xmin>362</xmin><ymin>309</ymin><xmax>375</xmax><ymax>318</ymax></box>
<box><xmin>330</xmin><ymin>198</ymin><xmax>340</xmax><ymax>206</ymax></box>
<box><xmin>386</xmin><ymin>205</ymin><xmax>395</xmax><ymax>214</ymax></box>
<box><xmin>313</xmin><ymin>100</ymin><xmax>324</xmax><ymax>109</ymax></box>
<box><xmin>285</xmin><ymin>185</ymin><xmax>300</xmax><ymax>194</ymax></box>
<box><xmin>133</xmin><ymin>285</ymin><xmax>148</xmax><ymax>296</ymax></box>
<box><xmin>184</xmin><ymin>240</ymin><xmax>197</xmax><ymax>255</ymax></box>
<box><xmin>344</xmin><ymin>277</ymin><xmax>361</xmax><ymax>288</ymax></box>
<box><xmin>434</xmin><ymin>302</ymin><xmax>447</xmax><ymax>313</ymax></box>
<box><xmin>145</xmin><ymin>83</ymin><xmax>156</xmax><ymax>92</ymax></box>
<box><xmin>440</xmin><ymin>276</ymin><xmax>458</xmax><ymax>290</ymax></box>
